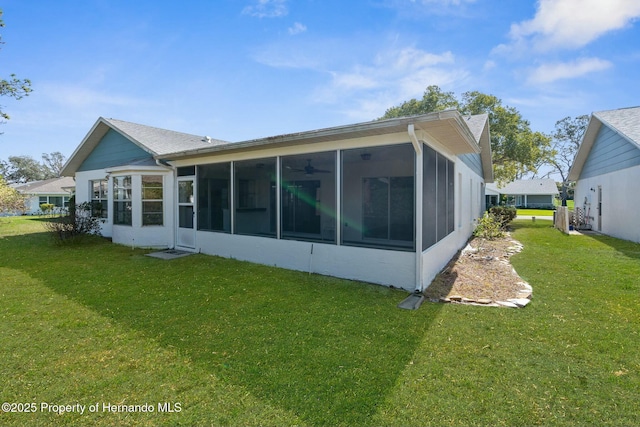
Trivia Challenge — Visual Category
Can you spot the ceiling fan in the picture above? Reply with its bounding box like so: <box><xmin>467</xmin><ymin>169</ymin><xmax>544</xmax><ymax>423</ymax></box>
<box><xmin>287</xmin><ymin>159</ymin><xmax>331</xmax><ymax>175</ymax></box>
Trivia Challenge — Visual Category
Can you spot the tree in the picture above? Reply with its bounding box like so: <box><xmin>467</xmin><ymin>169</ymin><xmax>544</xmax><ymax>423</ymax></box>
<box><xmin>0</xmin><ymin>152</ymin><xmax>65</xmax><ymax>183</ymax></box>
<box><xmin>380</xmin><ymin>86</ymin><xmax>552</xmax><ymax>183</ymax></box>
<box><xmin>42</xmin><ymin>151</ymin><xmax>66</xmax><ymax>177</ymax></box>
<box><xmin>0</xmin><ymin>175</ymin><xmax>26</xmax><ymax>213</ymax></box>
<box><xmin>382</xmin><ymin>85</ymin><xmax>460</xmax><ymax>118</ymax></box>
<box><xmin>548</xmin><ymin>115</ymin><xmax>589</xmax><ymax>205</ymax></box>
<box><xmin>1</xmin><ymin>9</ymin><xmax>32</xmax><ymax>127</ymax></box>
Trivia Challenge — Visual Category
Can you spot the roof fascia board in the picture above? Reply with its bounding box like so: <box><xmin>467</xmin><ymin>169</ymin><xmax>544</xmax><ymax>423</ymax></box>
<box><xmin>568</xmin><ymin>115</ymin><xmax>602</xmax><ymax>181</ymax></box>
<box><xmin>60</xmin><ymin>117</ymin><xmax>109</xmax><ymax>176</ymax></box>
<box><xmin>61</xmin><ymin>117</ymin><xmax>160</xmax><ymax>177</ymax></box>
<box><xmin>478</xmin><ymin>117</ymin><xmax>493</xmax><ymax>182</ymax></box>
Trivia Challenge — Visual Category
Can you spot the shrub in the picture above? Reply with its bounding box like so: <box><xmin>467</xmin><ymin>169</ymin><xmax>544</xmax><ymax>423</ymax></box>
<box><xmin>40</xmin><ymin>203</ymin><xmax>55</xmax><ymax>214</ymax></box>
<box><xmin>489</xmin><ymin>206</ymin><xmax>517</xmax><ymax>229</ymax></box>
<box><xmin>44</xmin><ymin>202</ymin><xmax>102</xmax><ymax>244</ymax></box>
<box><xmin>473</xmin><ymin>212</ymin><xmax>504</xmax><ymax>239</ymax></box>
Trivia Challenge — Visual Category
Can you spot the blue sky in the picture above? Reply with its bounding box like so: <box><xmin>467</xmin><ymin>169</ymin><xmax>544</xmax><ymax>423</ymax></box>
<box><xmin>1</xmin><ymin>0</ymin><xmax>639</xmax><ymax>163</ymax></box>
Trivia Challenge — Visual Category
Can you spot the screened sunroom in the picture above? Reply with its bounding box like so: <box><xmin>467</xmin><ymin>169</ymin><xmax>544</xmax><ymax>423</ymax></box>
<box><xmin>166</xmin><ymin>111</ymin><xmax>492</xmax><ymax>291</ymax></box>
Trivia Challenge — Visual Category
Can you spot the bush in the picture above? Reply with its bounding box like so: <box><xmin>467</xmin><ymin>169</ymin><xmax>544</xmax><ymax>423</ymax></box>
<box><xmin>473</xmin><ymin>212</ymin><xmax>504</xmax><ymax>239</ymax></box>
<box><xmin>44</xmin><ymin>202</ymin><xmax>102</xmax><ymax>244</ymax></box>
<box><xmin>40</xmin><ymin>203</ymin><xmax>55</xmax><ymax>214</ymax></box>
<box><xmin>489</xmin><ymin>206</ymin><xmax>517</xmax><ymax>229</ymax></box>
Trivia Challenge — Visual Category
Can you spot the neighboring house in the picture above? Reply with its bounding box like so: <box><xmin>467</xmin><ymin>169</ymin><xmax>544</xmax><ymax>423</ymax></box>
<box><xmin>568</xmin><ymin>106</ymin><xmax>640</xmax><ymax>243</ymax></box>
<box><xmin>13</xmin><ymin>176</ymin><xmax>75</xmax><ymax>214</ymax></box>
<box><xmin>486</xmin><ymin>179</ymin><xmax>558</xmax><ymax>208</ymax></box>
<box><xmin>61</xmin><ymin>111</ymin><xmax>493</xmax><ymax>291</ymax></box>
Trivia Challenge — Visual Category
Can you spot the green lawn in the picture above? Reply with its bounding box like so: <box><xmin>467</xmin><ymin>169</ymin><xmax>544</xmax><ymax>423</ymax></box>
<box><xmin>517</xmin><ymin>208</ymin><xmax>555</xmax><ymax>216</ymax></box>
<box><xmin>1</xmin><ymin>216</ymin><xmax>639</xmax><ymax>426</ymax></box>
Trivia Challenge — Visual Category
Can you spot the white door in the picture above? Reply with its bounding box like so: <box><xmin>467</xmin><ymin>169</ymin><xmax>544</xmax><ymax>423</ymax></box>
<box><xmin>177</xmin><ymin>178</ymin><xmax>196</xmax><ymax>249</ymax></box>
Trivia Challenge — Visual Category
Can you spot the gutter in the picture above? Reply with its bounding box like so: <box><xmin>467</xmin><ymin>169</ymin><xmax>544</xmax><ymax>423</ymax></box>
<box><xmin>156</xmin><ymin>158</ymin><xmax>177</xmax><ymax>250</ymax></box>
<box><xmin>408</xmin><ymin>124</ymin><xmax>424</xmax><ymax>293</ymax></box>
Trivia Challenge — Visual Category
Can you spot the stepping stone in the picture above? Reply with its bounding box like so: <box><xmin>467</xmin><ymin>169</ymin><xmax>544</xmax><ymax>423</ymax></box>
<box><xmin>496</xmin><ymin>300</ymin><xmax>519</xmax><ymax>308</ymax></box>
<box><xmin>398</xmin><ymin>293</ymin><xmax>425</xmax><ymax>310</ymax></box>
<box><xmin>477</xmin><ymin>298</ymin><xmax>493</xmax><ymax>304</ymax></box>
<box><xmin>507</xmin><ymin>298</ymin><xmax>531</xmax><ymax>308</ymax></box>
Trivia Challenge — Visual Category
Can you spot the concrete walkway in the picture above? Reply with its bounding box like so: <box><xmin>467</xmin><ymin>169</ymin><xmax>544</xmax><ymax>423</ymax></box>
<box><xmin>516</xmin><ymin>215</ymin><xmax>553</xmax><ymax>221</ymax></box>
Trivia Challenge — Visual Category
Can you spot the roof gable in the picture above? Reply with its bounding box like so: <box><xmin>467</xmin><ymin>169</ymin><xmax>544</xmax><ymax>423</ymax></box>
<box><xmin>62</xmin><ymin>117</ymin><xmax>227</xmax><ymax>176</ymax></box>
<box><xmin>569</xmin><ymin>106</ymin><xmax>640</xmax><ymax>181</ymax></box>
<box><xmin>77</xmin><ymin>129</ymin><xmax>152</xmax><ymax>171</ymax></box>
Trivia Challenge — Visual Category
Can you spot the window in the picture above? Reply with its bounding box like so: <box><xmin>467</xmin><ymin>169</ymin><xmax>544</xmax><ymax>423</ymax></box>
<box><xmin>281</xmin><ymin>152</ymin><xmax>336</xmax><ymax>242</ymax></box>
<box><xmin>234</xmin><ymin>158</ymin><xmax>276</xmax><ymax>237</ymax></box>
<box><xmin>90</xmin><ymin>179</ymin><xmax>108</xmax><ymax>218</ymax></box>
<box><xmin>342</xmin><ymin>144</ymin><xmax>415</xmax><ymax>250</ymax></box>
<box><xmin>422</xmin><ymin>145</ymin><xmax>455</xmax><ymax>251</ymax></box>
<box><xmin>113</xmin><ymin>176</ymin><xmax>132</xmax><ymax>225</ymax></box>
<box><xmin>197</xmin><ymin>163</ymin><xmax>231</xmax><ymax>232</ymax></box>
<box><xmin>142</xmin><ymin>175</ymin><xmax>163</xmax><ymax>226</ymax></box>
<box><xmin>38</xmin><ymin>195</ymin><xmax>68</xmax><ymax>208</ymax></box>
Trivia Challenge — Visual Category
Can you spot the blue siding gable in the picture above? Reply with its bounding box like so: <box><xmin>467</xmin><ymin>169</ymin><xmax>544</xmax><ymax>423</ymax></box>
<box><xmin>580</xmin><ymin>124</ymin><xmax>640</xmax><ymax>179</ymax></box>
<box><xmin>77</xmin><ymin>129</ymin><xmax>152</xmax><ymax>171</ymax></box>
<box><xmin>460</xmin><ymin>152</ymin><xmax>483</xmax><ymax>177</ymax></box>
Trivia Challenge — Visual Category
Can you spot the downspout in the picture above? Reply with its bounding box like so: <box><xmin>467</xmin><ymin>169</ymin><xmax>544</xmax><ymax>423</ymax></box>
<box><xmin>408</xmin><ymin>124</ymin><xmax>424</xmax><ymax>293</ymax></box>
<box><xmin>156</xmin><ymin>158</ymin><xmax>176</xmax><ymax>249</ymax></box>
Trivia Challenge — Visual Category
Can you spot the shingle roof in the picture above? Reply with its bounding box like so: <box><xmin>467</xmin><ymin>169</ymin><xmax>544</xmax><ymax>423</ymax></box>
<box><xmin>13</xmin><ymin>177</ymin><xmax>75</xmax><ymax>194</ymax></box>
<box><xmin>63</xmin><ymin>112</ymin><xmax>494</xmax><ymax>182</ymax></box>
<box><xmin>61</xmin><ymin>117</ymin><xmax>230</xmax><ymax>175</ymax></box>
<box><xmin>105</xmin><ymin>118</ymin><xmax>229</xmax><ymax>155</ymax></box>
<box><xmin>486</xmin><ymin>179</ymin><xmax>558</xmax><ymax>195</ymax></box>
<box><xmin>568</xmin><ymin>106</ymin><xmax>640</xmax><ymax>181</ymax></box>
<box><xmin>593</xmin><ymin>106</ymin><xmax>640</xmax><ymax>149</ymax></box>
<box><xmin>463</xmin><ymin>113</ymin><xmax>489</xmax><ymax>144</ymax></box>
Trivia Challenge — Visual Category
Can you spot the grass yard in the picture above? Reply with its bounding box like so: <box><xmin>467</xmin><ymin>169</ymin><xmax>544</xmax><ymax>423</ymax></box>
<box><xmin>517</xmin><ymin>208</ymin><xmax>555</xmax><ymax>217</ymax></box>
<box><xmin>1</xmin><ymin>216</ymin><xmax>639</xmax><ymax>426</ymax></box>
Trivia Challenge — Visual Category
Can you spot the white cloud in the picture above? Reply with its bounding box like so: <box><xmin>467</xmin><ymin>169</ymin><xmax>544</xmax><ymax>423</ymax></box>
<box><xmin>527</xmin><ymin>57</ymin><xmax>612</xmax><ymax>84</ymax></box>
<box><xmin>506</xmin><ymin>0</ymin><xmax>640</xmax><ymax>52</ymax></box>
<box><xmin>288</xmin><ymin>22</ymin><xmax>307</xmax><ymax>35</ymax></box>
<box><xmin>314</xmin><ymin>47</ymin><xmax>467</xmax><ymax>119</ymax></box>
<box><xmin>242</xmin><ymin>0</ymin><xmax>288</xmax><ymax>18</ymax></box>
<box><xmin>42</xmin><ymin>83</ymin><xmax>145</xmax><ymax>109</ymax></box>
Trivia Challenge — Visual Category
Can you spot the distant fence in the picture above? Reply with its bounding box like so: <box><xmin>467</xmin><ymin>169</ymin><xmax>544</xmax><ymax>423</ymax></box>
<box><xmin>554</xmin><ymin>206</ymin><xmax>570</xmax><ymax>234</ymax></box>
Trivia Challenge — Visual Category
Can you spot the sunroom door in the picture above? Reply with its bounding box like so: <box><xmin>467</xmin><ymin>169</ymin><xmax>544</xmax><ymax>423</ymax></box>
<box><xmin>177</xmin><ymin>178</ymin><xmax>196</xmax><ymax>249</ymax></box>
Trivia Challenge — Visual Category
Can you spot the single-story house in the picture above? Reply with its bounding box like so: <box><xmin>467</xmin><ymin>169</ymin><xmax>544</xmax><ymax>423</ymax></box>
<box><xmin>568</xmin><ymin>106</ymin><xmax>640</xmax><ymax>243</ymax></box>
<box><xmin>486</xmin><ymin>179</ymin><xmax>558</xmax><ymax>209</ymax></box>
<box><xmin>61</xmin><ymin>111</ymin><xmax>493</xmax><ymax>291</ymax></box>
<box><xmin>13</xmin><ymin>176</ymin><xmax>75</xmax><ymax>214</ymax></box>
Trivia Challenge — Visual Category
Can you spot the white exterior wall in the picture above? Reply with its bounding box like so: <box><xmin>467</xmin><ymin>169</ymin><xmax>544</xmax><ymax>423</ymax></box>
<box><xmin>76</xmin><ymin>168</ymin><xmax>175</xmax><ymax>248</ymax></box>
<box><xmin>24</xmin><ymin>196</ymin><xmax>41</xmax><ymax>214</ymax></box>
<box><xmin>575</xmin><ymin>165</ymin><xmax>640</xmax><ymax>243</ymax></box>
<box><xmin>196</xmin><ymin>233</ymin><xmax>416</xmax><ymax>290</ymax></box>
<box><xmin>421</xmin><ymin>153</ymin><xmax>483</xmax><ymax>289</ymax></box>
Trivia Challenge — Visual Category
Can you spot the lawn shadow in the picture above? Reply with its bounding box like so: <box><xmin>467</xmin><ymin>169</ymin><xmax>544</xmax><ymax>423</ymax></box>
<box><xmin>584</xmin><ymin>232</ymin><xmax>640</xmax><ymax>260</ymax></box>
<box><xmin>0</xmin><ymin>229</ymin><xmax>445</xmax><ymax>426</ymax></box>
<box><xmin>423</xmin><ymin>251</ymin><xmax>460</xmax><ymax>301</ymax></box>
